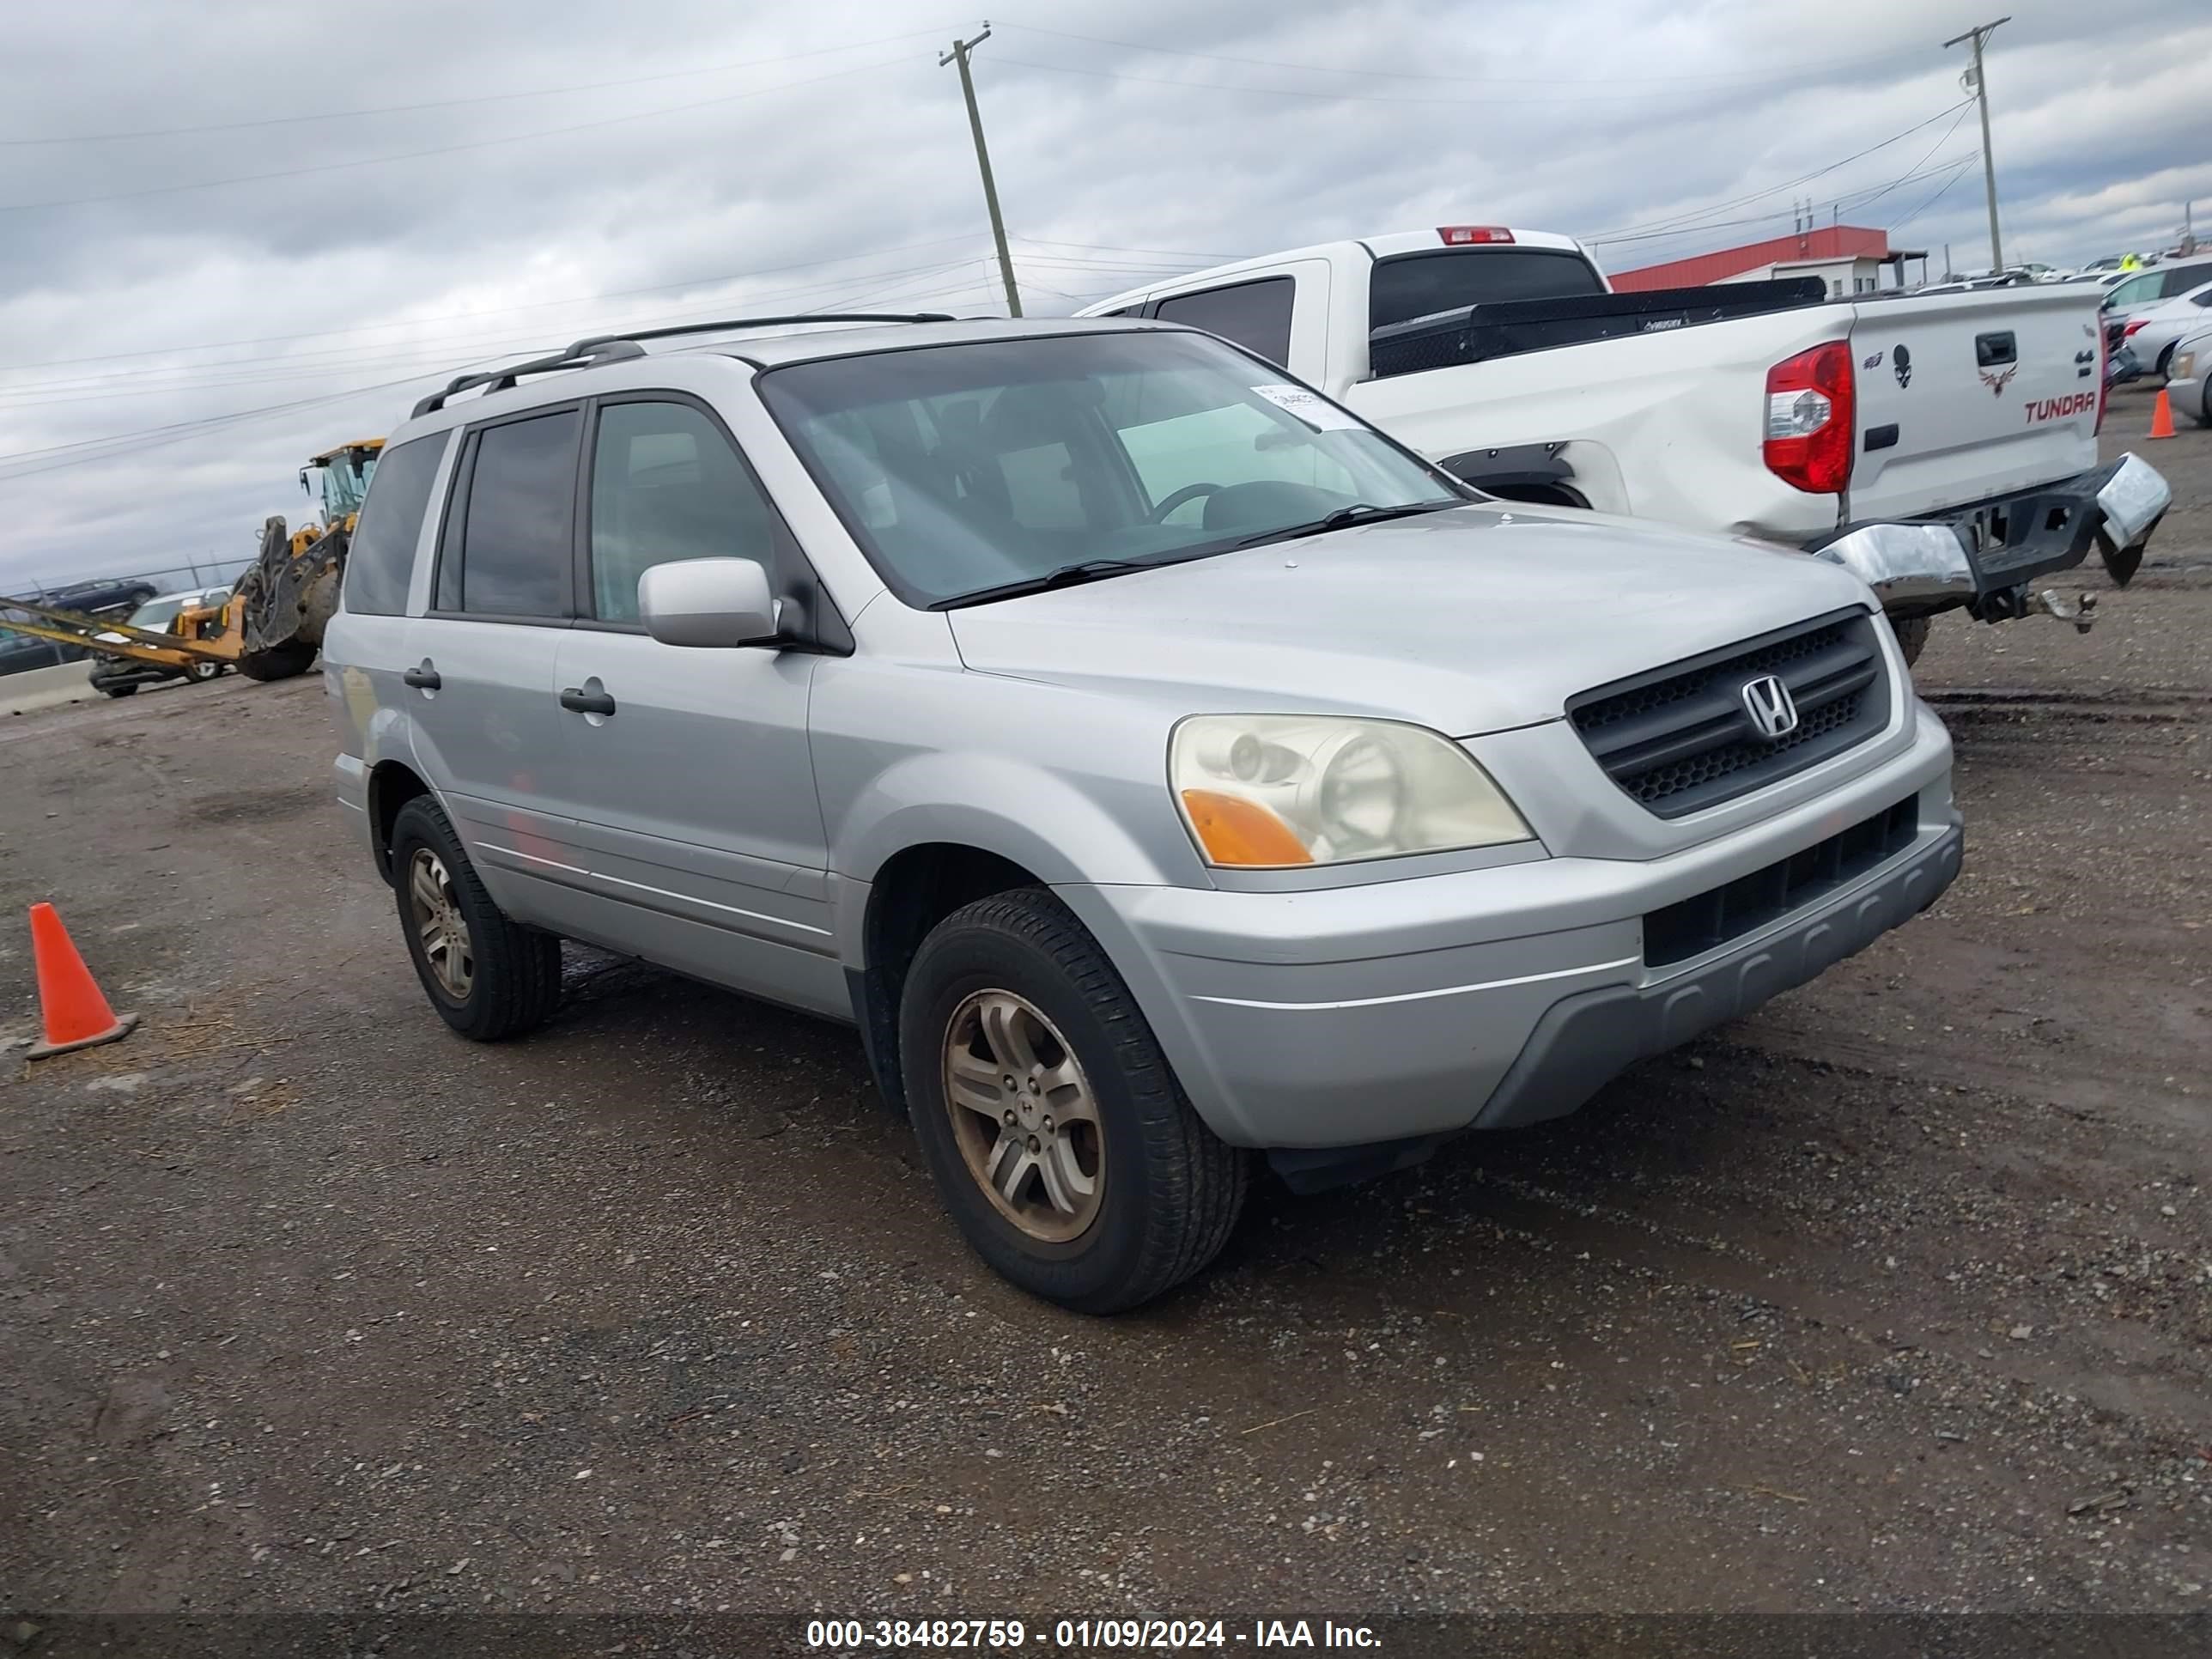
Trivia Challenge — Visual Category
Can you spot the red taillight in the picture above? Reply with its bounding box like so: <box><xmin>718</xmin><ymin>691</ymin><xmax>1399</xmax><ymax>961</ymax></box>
<box><xmin>1763</xmin><ymin>341</ymin><xmax>1856</xmax><ymax>495</ymax></box>
<box><xmin>2123</xmin><ymin>319</ymin><xmax>2148</xmax><ymax>338</ymax></box>
<box><xmin>1438</xmin><ymin>225</ymin><xmax>1515</xmax><ymax>246</ymax></box>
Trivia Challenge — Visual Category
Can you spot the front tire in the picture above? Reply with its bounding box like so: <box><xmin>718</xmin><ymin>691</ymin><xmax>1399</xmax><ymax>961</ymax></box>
<box><xmin>186</xmin><ymin>659</ymin><xmax>222</xmax><ymax>684</ymax></box>
<box><xmin>389</xmin><ymin>797</ymin><xmax>562</xmax><ymax>1041</ymax></box>
<box><xmin>100</xmin><ymin>683</ymin><xmax>137</xmax><ymax>698</ymax></box>
<box><xmin>898</xmin><ymin>889</ymin><xmax>1248</xmax><ymax>1314</ymax></box>
<box><xmin>235</xmin><ymin>639</ymin><xmax>316</xmax><ymax>682</ymax></box>
<box><xmin>1892</xmin><ymin>615</ymin><xmax>1931</xmax><ymax>668</ymax></box>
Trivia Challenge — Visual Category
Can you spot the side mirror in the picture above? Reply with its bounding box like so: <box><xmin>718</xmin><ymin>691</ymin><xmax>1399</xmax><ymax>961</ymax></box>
<box><xmin>638</xmin><ymin>558</ymin><xmax>781</xmax><ymax>648</ymax></box>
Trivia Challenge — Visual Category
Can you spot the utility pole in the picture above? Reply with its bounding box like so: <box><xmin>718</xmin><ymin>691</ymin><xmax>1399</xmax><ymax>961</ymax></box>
<box><xmin>1944</xmin><ymin>16</ymin><xmax>2010</xmax><ymax>272</ymax></box>
<box><xmin>940</xmin><ymin>25</ymin><xmax>1021</xmax><ymax>318</ymax></box>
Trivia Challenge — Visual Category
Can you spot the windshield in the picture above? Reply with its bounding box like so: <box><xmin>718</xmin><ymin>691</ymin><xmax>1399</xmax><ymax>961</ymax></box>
<box><xmin>321</xmin><ymin>450</ymin><xmax>379</xmax><ymax>521</ymax></box>
<box><xmin>757</xmin><ymin>331</ymin><xmax>1461</xmax><ymax>607</ymax></box>
<box><xmin>125</xmin><ymin>598</ymin><xmax>185</xmax><ymax>632</ymax></box>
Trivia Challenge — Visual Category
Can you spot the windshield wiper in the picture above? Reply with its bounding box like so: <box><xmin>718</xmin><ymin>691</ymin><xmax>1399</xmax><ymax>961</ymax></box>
<box><xmin>1231</xmin><ymin>499</ymin><xmax>1462</xmax><ymax>550</ymax></box>
<box><xmin>932</xmin><ymin>557</ymin><xmax>1170</xmax><ymax>611</ymax></box>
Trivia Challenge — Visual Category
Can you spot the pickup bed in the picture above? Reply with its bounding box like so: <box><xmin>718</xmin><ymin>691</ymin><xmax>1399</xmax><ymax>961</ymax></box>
<box><xmin>1080</xmin><ymin>228</ymin><xmax>2171</xmax><ymax>660</ymax></box>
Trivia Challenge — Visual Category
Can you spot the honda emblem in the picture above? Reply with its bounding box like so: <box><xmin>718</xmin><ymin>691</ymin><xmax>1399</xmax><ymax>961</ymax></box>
<box><xmin>1740</xmin><ymin>675</ymin><xmax>1799</xmax><ymax>740</ymax></box>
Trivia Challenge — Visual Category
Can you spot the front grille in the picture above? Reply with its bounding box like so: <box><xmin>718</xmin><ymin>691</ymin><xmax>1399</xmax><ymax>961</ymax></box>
<box><xmin>1644</xmin><ymin>793</ymin><xmax>1920</xmax><ymax>968</ymax></box>
<box><xmin>1569</xmin><ymin>610</ymin><xmax>1892</xmax><ymax>818</ymax></box>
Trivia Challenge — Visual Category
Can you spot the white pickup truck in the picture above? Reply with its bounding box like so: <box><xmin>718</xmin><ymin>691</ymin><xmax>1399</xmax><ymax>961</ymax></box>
<box><xmin>1079</xmin><ymin>227</ymin><xmax>2171</xmax><ymax>662</ymax></box>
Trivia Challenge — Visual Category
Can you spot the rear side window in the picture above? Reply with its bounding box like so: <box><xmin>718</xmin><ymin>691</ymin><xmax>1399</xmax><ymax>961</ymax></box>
<box><xmin>586</xmin><ymin>401</ymin><xmax>779</xmax><ymax>623</ymax></box>
<box><xmin>438</xmin><ymin>410</ymin><xmax>581</xmax><ymax>618</ymax></box>
<box><xmin>343</xmin><ymin>434</ymin><xmax>444</xmax><ymax>616</ymax></box>
<box><xmin>1154</xmin><ymin>278</ymin><xmax>1295</xmax><ymax>366</ymax></box>
<box><xmin>1368</xmin><ymin>248</ymin><xmax>1606</xmax><ymax>331</ymax></box>
<box><xmin>2161</xmin><ymin>263</ymin><xmax>2212</xmax><ymax>298</ymax></box>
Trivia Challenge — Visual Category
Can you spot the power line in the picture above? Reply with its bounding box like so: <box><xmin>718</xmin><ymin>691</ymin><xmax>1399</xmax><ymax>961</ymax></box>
<box><xmin>0</xmin><ymin>256</ymin><xmax>994</xmax><ymax>400</ymax></box>
<box><xmin>1583</xmin><ymin>100</ymin><xmax>1975</xmax><ymax>241</ymax></box>
<box><xmin>994</xmin><ymin>21</ymin><xmax>1911</xmax><ymax>91</ymax></box>
<box><xmin>1850</xmin><ymin>104</ymin><xmax>1975</xmax><ymax>217</ymax></box>
<box><xmin>0</xmin><ymin>271</ymin><xmax>1006</xmax><ymax>476</ymax></box>
<box><xmin>0</xmin><ymin>237</ymin><xmax>989</xmax><ymax>374</ymax></box>
<box><xmin>1888</xmin><ymin>157</ymin><xmax>1983</xmax><ymax>234</ymax></box>
<box><xmin>1592</xmin><ymin>155</ymin><xmax>1979</xmax><ymax>250</ymax></box>
<box><xmin>0</xmin><ymin>50</ymin><xmax>921</xmax><ymax>213</ymax></box>
<box><xmin>987</xmin><ymin>52</ymin><xmax>1720</xmax><ymax>108</ymax></box>
<box><xmin>0</xmin><ymin>26</ymin><xmax>959</xmax><ymax>146</ymax></box>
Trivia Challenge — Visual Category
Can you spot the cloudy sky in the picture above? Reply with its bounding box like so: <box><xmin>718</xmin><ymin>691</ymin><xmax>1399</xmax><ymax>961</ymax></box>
<box><xmin>2</xmin><ymin>0</ymin><xmax>2204</xmax><ymax>593</ymax></box>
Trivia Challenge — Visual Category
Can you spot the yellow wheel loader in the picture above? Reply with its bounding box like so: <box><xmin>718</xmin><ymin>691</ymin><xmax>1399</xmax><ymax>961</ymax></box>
<box><xmin>210</xmin><ymin>437</ymin><xmax>384</xmax><ymax>682</ymax></box>
<box><xmin>0</xmin><ymin>439</ymin><xmax>382</xmax><ymax>686</ymax></box>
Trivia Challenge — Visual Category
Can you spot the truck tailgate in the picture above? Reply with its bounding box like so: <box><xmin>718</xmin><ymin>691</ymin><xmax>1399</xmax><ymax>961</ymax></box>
<box><xmin>1845</xmin><ymin>285</ymin><xmax>2102</xmax><ymax>526</ymax></box>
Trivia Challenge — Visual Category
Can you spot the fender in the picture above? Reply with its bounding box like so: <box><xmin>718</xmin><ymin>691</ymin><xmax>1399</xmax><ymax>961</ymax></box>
<box><xmin>829</xmin><ymin>750</ymin><xmax>1195</xmax><ymax>967</ymax></box>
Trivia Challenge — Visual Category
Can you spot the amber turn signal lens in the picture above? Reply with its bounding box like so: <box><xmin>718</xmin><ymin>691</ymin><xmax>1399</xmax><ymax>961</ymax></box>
<box><xmin>1179</xmin><ymin>788</ymin><xmax>1313</xmax><ymax>866</ymax></box>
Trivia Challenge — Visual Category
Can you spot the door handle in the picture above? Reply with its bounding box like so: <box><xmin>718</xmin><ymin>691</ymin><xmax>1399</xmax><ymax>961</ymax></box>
<box><xmin>559</xmin><ymin>685</ymin><xmax>617</xmax><ymax>716</ymax></box>
<box><xmin>402</xmin><ymin>662</ymin><xmax>441</xmax><ymax>690</ymax></box>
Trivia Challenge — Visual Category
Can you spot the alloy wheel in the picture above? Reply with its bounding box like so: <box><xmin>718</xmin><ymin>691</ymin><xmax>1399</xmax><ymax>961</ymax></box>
<box><xmin>941</xmin><ymin>990</ymin><xmax>1105</xmax><ymax>1242</ymax></box>
<box><xmin>408</xmin><ymin>847</ymin><xmax>474</xmax><ymax>1000</ymax></box>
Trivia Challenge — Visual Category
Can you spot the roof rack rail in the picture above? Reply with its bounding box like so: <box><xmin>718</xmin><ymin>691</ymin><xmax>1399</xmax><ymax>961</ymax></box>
<box><xmin>564</xmin><ymin>312</ymin><xmax>957</xmax><ymax>356</ymax></box>
<box><xmin>410</xmin><ymin>313</ymin><xmax>960</xmax><ymax>419</ymax></box>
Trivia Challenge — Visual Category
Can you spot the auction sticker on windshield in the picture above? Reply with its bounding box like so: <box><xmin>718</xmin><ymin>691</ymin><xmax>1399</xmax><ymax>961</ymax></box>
<box><xmin>1251</xmin><ymin>383</ymin><xmax>1362</xmax><ymax>430</ymax></box>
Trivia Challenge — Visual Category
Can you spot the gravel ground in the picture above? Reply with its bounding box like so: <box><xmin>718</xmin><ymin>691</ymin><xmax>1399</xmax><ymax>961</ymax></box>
<box><xmin>3</xmin><ymin>401</ymin><xmax>2208</xmax><ymax>1644</ymax></box>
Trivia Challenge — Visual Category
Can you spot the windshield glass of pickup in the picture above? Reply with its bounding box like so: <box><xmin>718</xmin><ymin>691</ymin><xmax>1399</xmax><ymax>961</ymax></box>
<box><xmin>1369</xmin><ymin>248</ymin><xmax>1607</xmax><ymax>330</ymax></box>
<box><xmin>759</xmin><ymin>331</ymin><xmax>1460</xmax><ymax>607</ymax></box>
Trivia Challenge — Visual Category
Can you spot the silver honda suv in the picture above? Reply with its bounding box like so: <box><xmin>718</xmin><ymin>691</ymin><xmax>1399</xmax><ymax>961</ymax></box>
<box><xmin>323</xmin><ymin>314</ymin><xmax>1962</xmax><ymax>1312</ymax></box>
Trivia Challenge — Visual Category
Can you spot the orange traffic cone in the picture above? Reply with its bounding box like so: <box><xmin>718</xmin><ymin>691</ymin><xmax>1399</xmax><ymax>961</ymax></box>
<box><xmin>24</xmin><ymin>902</ymin><xmax>139</xmax><ymax>1060</ymax></box>
<box><xmin>2149</xmin><ymin>389</ymin><xmax>2176</xmax><ymax>440</ymax></box>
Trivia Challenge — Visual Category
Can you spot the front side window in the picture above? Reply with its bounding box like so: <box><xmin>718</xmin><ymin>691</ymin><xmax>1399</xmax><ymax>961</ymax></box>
<box><xmin>2106</xmin><ymin>273</ymin><xmax>2161</xmax><ymax>308</ymax></box>
<box><xmin>587</xmin><ymin>401</ymin><xmax>778</xmax><ymax>623</ymax></box>
<box><xmin>441</xmin><ymin>410</ymin><xmax>580</xmax><ymax>617</ymax></box>
<box><xmin>343</xmin><ymin>432</ymin><xmax>445</xmax><ymax>617</ymax></box>
<box><xmin>1153</xmin><ymin>279</ymin><xmax>1296</xmax><ymax>365</ymax></box>
<box><xmin>759</xmin><ymin>331</ymin><xmax>1460</xmax><ymax>608</ymax></box>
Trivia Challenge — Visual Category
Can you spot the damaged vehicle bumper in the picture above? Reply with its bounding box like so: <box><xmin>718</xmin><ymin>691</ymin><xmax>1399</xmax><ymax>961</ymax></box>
<box><xmin>1809</xmin><ymin>452</ymin><xmax>2171</xmax><ymax>621</ymax></box>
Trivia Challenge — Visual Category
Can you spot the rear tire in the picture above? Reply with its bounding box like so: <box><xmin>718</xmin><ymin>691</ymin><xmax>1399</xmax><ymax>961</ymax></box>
<box><xmin>234</xmin><ymin>639</ymin><xmax>317</xmax><ymax>682</ymax></box>
<box><xmin>1891</xmin><ymin>615</ymin><xmax>1931</xmax><ymax>668</ymax></box>
<box><xmin>389</xmin><ymin>797</ymin><xmax>562</xmax><ymax>1042</ymax></box>
<box><xmin>897</xmin><ymin>888</ymin><xmax>1248</xmax><ymax>1314</ymax></box>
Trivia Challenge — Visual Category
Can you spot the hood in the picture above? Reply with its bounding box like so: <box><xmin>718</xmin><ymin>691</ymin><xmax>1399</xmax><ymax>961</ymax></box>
<box><xmin>947</xmin><ymin>503</ymin><xmax>1875</xmax><ymax>736</ymax></box>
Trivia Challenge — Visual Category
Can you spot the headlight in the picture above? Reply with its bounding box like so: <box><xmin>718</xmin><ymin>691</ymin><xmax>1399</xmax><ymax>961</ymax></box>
<box><xmin>2175</xmin><ymin>351</ymin><xmax>2196</xmax><ymax>380</ymax></box>
<box><xmin>1170</xmin><ymin>714</ymin><xmax>1532</xmax><ymax>867</ymax></box>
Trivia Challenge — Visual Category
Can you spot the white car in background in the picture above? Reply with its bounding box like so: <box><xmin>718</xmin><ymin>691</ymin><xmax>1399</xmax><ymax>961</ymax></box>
<box><xmin>2118</xmin><ymin>280</ymin><xmax>2212</xmax><ymax>380</ymax></box>
<box><xmin>2101</xmin><ymin>258</ymin><xmax>2212</xmax><ymax>347</ymax></box>
<box><xmin>2166</xmin><ymin>327</ymin><xmax>2212</xmax><ymax>426</ymax></box>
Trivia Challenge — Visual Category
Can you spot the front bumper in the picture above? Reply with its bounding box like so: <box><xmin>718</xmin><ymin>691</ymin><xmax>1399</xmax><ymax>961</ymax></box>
<box><xmin>1809</xmin><ymin>453</ymin><xmax>2171</xmax><ymax>614</ymax></box>
<box><xmin>1066</xmin><ymin>703</ymin><xmax>1959</xmax><ymax>1175</ymax></box>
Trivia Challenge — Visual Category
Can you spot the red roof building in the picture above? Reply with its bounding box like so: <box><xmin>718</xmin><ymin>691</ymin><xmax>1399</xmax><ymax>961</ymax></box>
<box><xmin>1607</xmin><ymin>226</ymin><xmax>1929</xmax><ymax>294</ymax></box>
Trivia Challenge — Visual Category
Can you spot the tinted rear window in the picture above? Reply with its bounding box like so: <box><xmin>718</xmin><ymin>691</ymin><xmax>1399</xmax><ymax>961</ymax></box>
<box><xmin>343</xmin><ymin>434</ymin><xmax>446</xmax><ymax>617</ymax></box>
<box><xmin>1153</xmin><ymin>278</ymin><xmax>1296</xmax><ymax>366</ymax></box>
<box><xmin>1369</xmin><ymin>248</ymin><xmax>1606</xmax><ymax>331</ymax></box>
<box><xmin>441</xmin><ymin>411</ymin><xmax>580</xmax><ymax>618</ymax></box>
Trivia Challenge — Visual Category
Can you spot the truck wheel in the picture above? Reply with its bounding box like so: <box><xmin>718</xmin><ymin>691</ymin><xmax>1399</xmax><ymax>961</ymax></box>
<box><xmin>100</xmin><ymin>684</ymin><xmax>138</xmax><ymax>698</ymax></box>
<box><xmin>389</xmin><ymin>797</ymin><xmax>563</xmax><ymax>1042</ymax></box>
<box><xmin>186</xmin><ymin>659</ymin><xmax>222</xmax><ymax>684</ymax></box>
<box><xmin>897</xmin><ymin>889</ymin><xmax>1249</xmax><ymax>1314</ymax></box>
<box><xmin>1891</xmin><ymin>616</ymin><xmax>1930</xmax><ymax>668</ymax></box>
<box><xmin>234</xmin><ymin>640</ymin><xmax>317</xmax><ymax>682</ymax></box>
